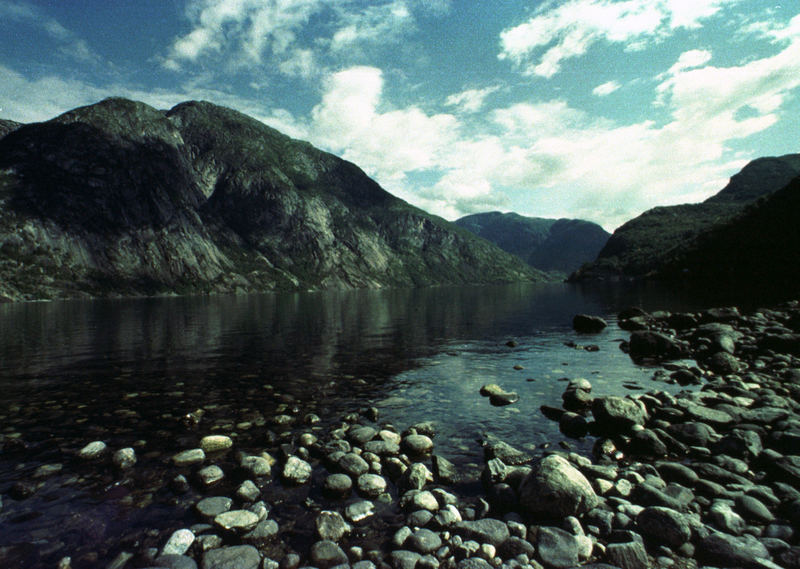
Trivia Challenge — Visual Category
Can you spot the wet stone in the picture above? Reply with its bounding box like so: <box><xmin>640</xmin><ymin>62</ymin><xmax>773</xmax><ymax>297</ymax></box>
<box><xmin>606</xmin><ymin>541</ymin><xmax>649</xmax><ymax>569</ymax></box>
<box><xmin>201</xmin><ymin>545</ymin><xmax>260</xmax><ymax>569</ymax></box>
<box><xmin>324</xmin><ymin>473</ymin><xmax>353</xmax><ymax>498</ymax></box>
<box><xmin>242</xmin><ymin>519</ymin><xmax>279</xmax><ymax>547</ymax></box>
<box><xmin>408</xmin><ymin>528</ymin><xmax>442</xmax><ymax>554</ymax></box>
<box><xmin>198</xmin><ymin>465</ymin><xmax>225</xmax><ymax>486</ymax></box>
<box><xmin>173</xmin><ymin>448</ymin><xmax>206</xmax><ymax>467</ymax></box>
<box><xmin>78</xmin><ymin>441</ymin><xmax>107</xmax><ymax>460</ymax></box>
<box><xmin>240</xmin><ymin>455</ymin><xmax>271</xmax><ymax>477</ymax></box>
<box><xmin>316</xmin><ymin>510</ymin><xmax>351</xmax><ymax>542</ymax></box>
<box><xmin>346</xmin><ymin>500</ymin><xmax>376</xmax><ymax>522</ymax></box>
<box><xmin>339</xmin><ymin>452</ymin><xmax>370</xmax><ymax>477</ymax></box>
<box><xmin>154</xmin><ymin>553</ymin><xmax>198</xmax><ymax>569</ymax></box>
<box><xmin>236</xmin><ymin>480</ymin><xmax>260</xmax><ymax>502</ymax></box>
<box><xmin>112</xmin><ymin>447</ymin><xmax>136</xmax><ymax>469</ymax></box>
<box><xmin>161</xmin><ymin>528</ymin><xmax>195</xmax><ymax>556</ymax></box>
<box><xmin>310</xmin><ymin>540</ymin><xmax>349</xmax><ymax>569</ymax></box>
<box><xmin>536</xmin><ymin>526</ymin><xmax>583</xmax><ymax>569</ymax></box>
<box><xmin>196</xmin><ymin>496</ymin><xmax>233</xmax><ymax>519</ymax></box>
<box><xmin>736</xmin><ymin>494</ymin><xmax>775</xmax><ymax>524</ymax></box>
<box><xmin>358</xmin><ymin>473</ymin><xmax>388</xmax><ymax>498</ymax></box>
<box><xmin>214</xmin><ymin>510</ymin><xmax>260</xmax><ymax>533</ymax></box>
<box><xmin>282</xmin><ymin>456</ymin><xmax>312</xmax><ymax>484</ymax></box>
<box><xmin>200</xmin><ymin>435</ymin><xmax>233</xmax><ymax>453</ymax></box>
<box><xmin>402</xmin><ymin>434</ymin><xmax>434</xmax><ymax>455</ymax></box>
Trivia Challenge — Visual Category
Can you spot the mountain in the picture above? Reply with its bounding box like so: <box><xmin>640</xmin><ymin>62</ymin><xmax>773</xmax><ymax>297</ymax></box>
<box><xmin>570</xmin><ymin>154</ymin><xmax>800</xmax><ymax>281</ymax></box>
<box><xmin>455</xmin><ymin>212</ymin><xmax>610</xmax><ymax>274</ymax></box>
<box><xmin>0</xmin><ymin>98</ymin><xmax>545</xmax><ymax>301</ymax></box>
<box><xmin>655</xmin><ymin>175</ymin><xmax>800</xmax><ymax>299</ymax></box>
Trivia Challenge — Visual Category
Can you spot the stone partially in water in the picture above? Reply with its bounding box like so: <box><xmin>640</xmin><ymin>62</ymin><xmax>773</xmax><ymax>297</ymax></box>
<box><xmin>200</xmin><ymin>435</ymin><xmax>233</xmax><ymax>453</ymax></box>
<box><xmin>402</xmin><ymin>434</ymin><xmax>434</xmax><ymax>455</ymax></box>
<box><xmin>78</xmin><ymin>441</ymin><xmax>107</xmax><ymax>460</ymax></box>
<box><xmin>196</xmin><ymin>496</ymin><xmax>233</xmax><ymax>520</ymax></box>
<box><xmin>316</xmin><ymin>510</ymin><xmax>351</xmax><ymax>541</ymax></box>
<box><xmin>197</xmin><ymin>465</ymin><xmax>224</xmax><ymax>486</ymax></box>
<box><xmin>214</xmin><ymin>510</ymin><xmax>260</xmax><ymax>533</ymax></box>
<box><xmin>112</xmin><ymin>447</ymin><xmax>136</xmax><ymax>469</ymax></box>
<box><xmin>161</xmin><ymin>528</ymin><xmax>195</xmax><ymax>556</ymax></box>
<box><xmin>592</xmin><ymin>396</ymin><xmax>647</xmax><ymax>432</ymax></box>
<box><xmin>201</xmin><ymin>545</ymin><xmax>260</xmax><ymax>569</ymax></box>
<box><xmin>310</xmin><ymin>540</ymin><xmax>348</xmax><ymax>569</ymax></box>
<box><xmin>172</xmin><ymin>448</ymin><xmax>205</xmax><ymax>467</ymax></box>
<box><xmin>282</xmin><ymin>456</ymin><xmax>312</xmax><ymax>484</ymax></box>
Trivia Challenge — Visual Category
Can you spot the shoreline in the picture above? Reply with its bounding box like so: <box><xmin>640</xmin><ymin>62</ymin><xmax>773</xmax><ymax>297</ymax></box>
<box><xmin>2</xmin><ymin>300</ymin><xmax>799</xmax><ymax>569</ymax></box>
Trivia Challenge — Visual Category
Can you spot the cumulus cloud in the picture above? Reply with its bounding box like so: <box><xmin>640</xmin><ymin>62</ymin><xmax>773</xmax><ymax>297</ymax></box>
<box><xmin>498</xmin><ymin>0</ymin><xmax>733</xmax><ymax>77</ymax></box>
<box><xmin>310</xmin><ymin>66</ymin><xmax>458</xmax><ymax>182</ymax></box>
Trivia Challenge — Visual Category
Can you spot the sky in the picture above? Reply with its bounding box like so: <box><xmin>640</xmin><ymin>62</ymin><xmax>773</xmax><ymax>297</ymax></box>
<box><xmin>1</xmin><ymin>1</ymin><xmax>799</xmax><ymax>231</ymax></box>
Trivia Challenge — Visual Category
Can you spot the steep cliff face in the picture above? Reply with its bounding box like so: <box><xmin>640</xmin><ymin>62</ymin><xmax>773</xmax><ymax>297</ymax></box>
<box><xmin>0</xmin><ymin>98</ymin><xmax>543</xmax><ymax>301</ymax></box>
<box><xmin>455</xmin><ymin>212</ymin><xmax>610</xmax><ymax>274</ymax></box>
<box><xmin>570</xmin><ymin>154</ymin><xmax>800</xmax><ymax>281</ymax></box>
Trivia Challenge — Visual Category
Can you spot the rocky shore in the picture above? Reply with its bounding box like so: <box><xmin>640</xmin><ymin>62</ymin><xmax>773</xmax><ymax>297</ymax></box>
<box><xmin>4</xmin><ymin>301</ymin><xmax>800</xmax><ymax>569</ymax></box>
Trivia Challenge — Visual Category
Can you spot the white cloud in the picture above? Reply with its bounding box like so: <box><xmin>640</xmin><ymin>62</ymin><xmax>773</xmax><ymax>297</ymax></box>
<box><xmin>666</xmin><ymin>48</ymin><xmax>712</xmax><ymax>74</ymax></box>
<box><xmin>165</xmin><ymin>0</ymin><xmax>324</xmax><ymax>70</ymax></box>
<box><xmin>310</xmin><ymin>66</ymin><xmax>458</xmax><ymax>181</ymax></box>
<box><xmin>498</xmin><ymin>0</ymin><xmax>733</xmax><ymax>77</ymax></box>
<box><xmin>329</xmin><ymin>1</ymin><xmax>414</xmax><ymax>51</ymax></box>
<box><xmin>444</xmin><ymin>86</ymin><xmax>500</xmax><ymax>113</ymax></box>
<box><xmin>592</xmin><ymin>80</ymin><xmax>622</xmax><ymax>96</ymax></box>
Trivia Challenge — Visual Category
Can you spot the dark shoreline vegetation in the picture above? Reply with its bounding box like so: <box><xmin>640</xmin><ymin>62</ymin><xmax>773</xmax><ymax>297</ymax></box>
<box><xmin>2</xmin><ymin>296</ymin><xmax>799</xmax><ymax>569</ymax></box>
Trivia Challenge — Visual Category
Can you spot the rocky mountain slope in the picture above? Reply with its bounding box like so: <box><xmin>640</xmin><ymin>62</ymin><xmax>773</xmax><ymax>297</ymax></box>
<box><xmin>455</xmin><ymin>212</ymin><xmax>610</xmax><ymax>274</ymax></box>
<box><xmin>656</xmin><ymin>175</ymin><xmax>800</xmax><ymax>299</ymax></box>
<box><xmin>570</xmin><ymin>154</ymin><xmax>800</xmax><ymax>281</ymax></box>
<box><xmin>0</xmin><ymin>98</ymin><xmax>544</xmax><ymax>301</ymax></box>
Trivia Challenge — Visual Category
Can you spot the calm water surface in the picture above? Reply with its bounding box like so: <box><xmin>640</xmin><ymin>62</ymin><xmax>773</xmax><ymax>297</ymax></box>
<box><xmin>0</xmin><ymin>282</ymin><xmax>710</xmax><ymax>567</ymax></box>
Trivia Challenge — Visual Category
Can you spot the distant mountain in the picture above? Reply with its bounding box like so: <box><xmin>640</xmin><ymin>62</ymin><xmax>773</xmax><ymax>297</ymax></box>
<box><xmin>570</xmin><ymin>154</ymin><xmax>800</xmax><ymax>281</ymax></box>
<box><xmin>455</xmin><ymin>212</ymin><xmax>610</xmax><ymax>274</ymax></box>
<box><xmin>657</xmin><ymin>175</ymin><xmax>800</xmax><ymax>299</ymax></box>
<box><xmin>0</xmin><ymin>98</ymin><xmax>545</xmax><ymax>301</ymax></box>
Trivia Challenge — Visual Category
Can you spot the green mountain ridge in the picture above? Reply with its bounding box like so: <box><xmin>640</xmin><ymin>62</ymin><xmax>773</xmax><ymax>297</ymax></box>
<box><xmin>0</xmin><ymin>98</ymin><xmax>545</xmax><ymax>301</ymax></box>
<box><xmin>455</xmin><ymin>212</ymin><xmax>610</xmax><ymax>274</ymax></box>
<box><xmin>570</xmin><ymin>153</ymin><xmax>800</xmax><ymax>282</ymax></box>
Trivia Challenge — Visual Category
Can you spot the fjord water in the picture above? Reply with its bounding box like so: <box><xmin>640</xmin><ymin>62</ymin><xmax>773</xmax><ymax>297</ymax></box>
<box><xmin>0</xmin><ymin>283</ymin><xmax>705</xmax><ymax>566</ymax></box>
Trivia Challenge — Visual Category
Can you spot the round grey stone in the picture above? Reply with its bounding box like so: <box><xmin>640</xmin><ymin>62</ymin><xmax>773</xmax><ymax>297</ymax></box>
<box><xmin>402</xmin><ymin>434</ymin><xmax>434</xmax><ymax>455</ymax></box>
<box><xmin>339</xmin><ymin>452</ymin><xmax>370</xmax><ymax>477</ymax></box>
<box><xmin>357</xmin><ymin>473</ymin><xmax>387</xmax><ymax>498</ymax></box>
<box><xmin>78</xmin><ymin>441</ymin><xmax>107</xmax><ymax>460</ymax></box>
<box><xmin>407</xmin><ymin>528</ymin><xmax>442</xmax><ymax>554</ymax></box>
<box><xmin>324</xmin><ymin>473</ymin><xmax>353</xmax><ymax>497</ymax></box>
<box><xmin>197</xmin><ymin>465</ymin><xmax>225</xmax><ymax>486</ymax></box>
<box><xmin>310</xmin><ymin>540</ymin><xmax>348</xmax><ymax>569</ymax></box>
<box><xmin>196</xmin><ymin>496</ymin><xmax>233</xmax><ymax>519</ymax></box>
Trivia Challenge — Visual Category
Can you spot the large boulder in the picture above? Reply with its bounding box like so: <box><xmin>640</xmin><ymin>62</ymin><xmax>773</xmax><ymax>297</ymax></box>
<box><xmin>592</xmin><ymin>396</ymin><xmax>648</xmax><ymax>432</ymax></box>
<box><xmin>518</xmin><ymin>455</ymin><xmax>599</xmax><ymax>518</ymax></box>
<box><xmin>629</xmin><ymin>331</ymin><xmax>688</xmax><ymax>360</ymax></box>
<box><xmin>573</xmin><ymin>314</ymin><xmax>608</xmax><ymax>333</ymax></box>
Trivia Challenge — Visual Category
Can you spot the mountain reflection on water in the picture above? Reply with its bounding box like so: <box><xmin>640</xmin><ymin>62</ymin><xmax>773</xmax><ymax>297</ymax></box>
<box><xmin>0</xmin><ymin>282</ymin><xmax>712</xmax><ymax>568</ymax></box>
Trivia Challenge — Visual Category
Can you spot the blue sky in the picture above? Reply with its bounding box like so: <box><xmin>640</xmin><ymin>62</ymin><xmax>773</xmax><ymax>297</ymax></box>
<box><xmin>1</xmin><ymin>0</ymin><xmax>799</xmax><ymax>230</ymax></box>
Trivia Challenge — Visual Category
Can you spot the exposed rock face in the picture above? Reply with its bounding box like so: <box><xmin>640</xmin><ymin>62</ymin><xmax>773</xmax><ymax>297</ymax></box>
<box><xmin>570</xmin><ymin>154</ymin><xmax>800</xmax><ymax>283</ymax></box>
<box><xmin>0</xmin><ymin>98</ymin><xmax>544</xmax><ymax>301</ymax></box>
<box><xmin>455</xmin><ymin>211</ymin><xmax>610</xmax><ymax>274</ymax></box>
